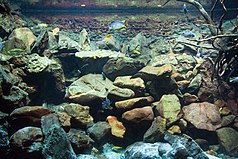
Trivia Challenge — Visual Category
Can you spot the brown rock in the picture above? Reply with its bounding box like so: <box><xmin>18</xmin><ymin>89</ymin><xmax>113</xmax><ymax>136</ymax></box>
<box><xmin>106</xmin><ymin>116</ymin><xmax>126</xmax><ymax>138</ymax></box>
<box><xmin>115</xmin><ymin>96</ymin><xmax>154</xmax><ymax>111</ymax></box>
<box><xmin>10</xmin><ymin>106</ymin><xmax>50</xmax><ymax>118</ymax></box>
<box><xmin>10</xmin><ymin>126</ymin><xmax>43</xmax><ymax>152</ymax></box>
<box><xmin>183</xmin><ymin>93</ymin><xmax>199</xmax><ymax>105</ymax></box>
<box><xmin>113</xmin><ymin>76</ymin><xmax>145</xmax><ymax>95</ymax></box>
<box><xmin>182</xmin><ymin>102</ymin><xmax>221</xmax><ymax>131</ymax></box>
<box><xmin>122</xmin><ymin>106</ymin><xmax>154</xmax><ymax>123</ymax></box>
<box><xmin>57</xmin><ymin>112</ymin><xmax>71</xmax><ymax>130</ymax></box>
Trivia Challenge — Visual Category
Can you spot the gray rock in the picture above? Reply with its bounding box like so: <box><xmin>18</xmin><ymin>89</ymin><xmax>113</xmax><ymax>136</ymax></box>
<box><xmin>164</xmin><ymin>134</ymin><xmax>209</xmax><ymax>159</ymax></box>
<box><xmin>66</xmin><ymin>74</ymin><xmax>135</xmax><ymax>104</ymax></box>
<box><xmin>26</xmin><ymin>53</ymin><xmax>51</xmax><ymax>73</ymax></box>
<box><xmin>67</xmin><ymin>129</ymin><xmax>94</xmax><ymax>154</ymax></box>
<box><xmin>216</xmin><ymin>127</ymin><xmax>238</xmax><ymax>157</ymax></box>
<box><xmin>143</xmin><ymin>116</ymin><xmax>167</xmax><ymax>142</ymax></box>
<box><xmin>103</xmin><ymin>57</ymin><xmax>145</xmax><ymax>80</ymax></box>
<box><xmin>187</xmin><ymin>74</ymin><xmax>202</xmax><ymax>93</ymax></box>
<box><xmin>41</xmin><ymin>114</ymin><xmax>77</xmax><ymax>159</ymax></box>
<box><xmin>31</xmin><ymin>30</ymin><xmax>49</xmax><ymax>56</ymax></box>
<box><xmin>87</xmin><ymin>121</ymin><xmax>111</xmax><ymax>146</ymax></box>
<box><xmin>79</xmin><ymin>28</ymin><xmax>91</xmax><ymax>51</ymax></box>
<box><xmin>122</xmin><ymin>142</ymin><xmax>162</xmax><ymax>159</ymax></box>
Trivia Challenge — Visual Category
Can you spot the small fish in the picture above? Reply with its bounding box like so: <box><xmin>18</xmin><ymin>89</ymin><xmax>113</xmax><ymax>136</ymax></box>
<box><xmin>182</xmin><ymin>4</ymin><xmax>188</xmax><ymax>14</ymax></box>
<box><xmin>229</xmin><ymin>77</ymin><xmax>238</xmax><ymax>84</ymax></box>
<box><xmin>101</xmin><ymin>72</ymin><xmax>107</xmax><ymax>80</ymax></box>
<box><xmin>182</xmin><ymin>31</ymin><xmax>195</xmax><ymax>38</ymax></box>
<box><xmin>133</xmin><ymin>50</ymin><xmax>141</xmax><ymax>55</ymax></box>
<box><xmin>42</xmin><ymin>102</ymin><xmax>48</xmax><ymax>108</ymax></box>
<box><xmin>196</xmin><ymin>46</ymin><xmax>203</xmax><ymax>58</ymax></box>
<box><xmin>109</xmin><ymin>20</ymin><xmax>128</xmax><ymax>31</ymax></box>
<box><xmin>0</xmin><ymin>42</ymin><xmax>3</xmax><ymax>51</ymax></box>
<box><xmin>102</xmin><ymin>97</ymin><xmax>112</xmax><ymax>110</ymax></box>
<box><xmin>112</xmin><ymin>146</ymin><xmax>123</xmax><ymax>152</ymax></box>
<box><xmin>32</xmin><ymin>23</ymin><xmax>48</xmax><ymax>29</ymax></box>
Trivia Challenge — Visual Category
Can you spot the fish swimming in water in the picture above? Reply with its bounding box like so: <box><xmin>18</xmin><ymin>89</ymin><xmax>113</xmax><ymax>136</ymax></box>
<box><xmin>182</xmin><ymin>4</ymin><xmax>188</xmax><ymax>14</ymax></box>
<box><xmin>0</xmin><ymin>41</ymin><xmax>3</xmax><ymax>51</ymax></box>
<box><xmin>101</xmin><ymin>72</ymin><xmax>107</xmax><ymax>80</ymax></box>
<box><xmin>229</xmin><ymin>77</ymin><xmax>238</xmax><ymax>84</ymax></box>
<box><xmin>31</xmin><ymin>23</ymin><xmax>48</xmax><ymax>29</ymax></box>
<box><xmin>102</xmin><ymin>97</ymin><xmax>112</xmax><ymax>110</ymax></box>
<box><xmin>109</xmin><ymin>20</ymin><xmax>128</xmax><ymax>31</ymax></box>
<box><xmin>196</xmin><ymin>46</ymin><xmax>203</xmax><ymax>58</ymax></box>
<box><xmin>182</xmin><ymin>31</ymin><xmax>195</xmax><ymax>38</ymax></box>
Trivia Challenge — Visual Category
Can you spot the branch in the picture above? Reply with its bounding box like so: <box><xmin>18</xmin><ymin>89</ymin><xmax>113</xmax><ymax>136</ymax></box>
<box><xmin>190</xmin><ymin>34</ymin><xmax>238</xmax><ymax>42</ymax></box>
<box><xmin>177</xmin><ymin>0</ymin><xmax>217</xmax><ymax>35</ymax></box>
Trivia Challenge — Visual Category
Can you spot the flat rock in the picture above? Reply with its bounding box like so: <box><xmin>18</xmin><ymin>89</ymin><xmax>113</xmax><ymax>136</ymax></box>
<box><xmin>75</xmin><ymin>50</ymin><xmax>124</xmax><ymax>59</ymax></box>
<box><xmin>10</xmin><ymin>106</ymin><xmax>50</xmax><ymax>118</ymax></box>
<box><xmin>113</xmin><ymin>76</ymin><xmax>145</xmax><ymax>94</ymax></box>
<box><xmin>133</xmin><ymin>64</ymin><xmax>174</xmax><ymax>81</ymax></box>
<box><xmin>115</xmin><ymin>96</ymin><xmax>154</xmax><ymax>111</ymax></box>
<box><xmin>122</xmin><ymin>106</ymin><xmax>154</xmax><ymax>123</ymax></box>
<box><xmin>66</xmin><ymin>74</ymin><xmax>135</xmax><ymax>104</ymax></box>
<box><xmin>182</xmin><ymin>102</ymin><xmax>221</xmax><ymax>131</ymax></box>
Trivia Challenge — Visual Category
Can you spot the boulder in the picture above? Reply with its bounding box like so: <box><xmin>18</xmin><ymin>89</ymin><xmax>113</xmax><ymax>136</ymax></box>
<box><xmin>87</xmin><ymin>121</ymin><xmax>111</xmax><ymax>146</ymax></box>
<box><xmin>149</xmin><ymin>54</ymin><xmax>197</xmax><ymax>74</ymax></box>
<box><xmin>67</xmin><ymin>128</ymin><xmax>94</xmax><ymax>154</ymax></box>
<box><xmin>5</xmin><ymin>27</ymin><xmax>36</xmax><ymax>52</ymax></box>
<box><xmin>49</xmin><ymin>103</ymin><xmax>93</xmax><ymax>128</ymax></box>
<box><xmin>103</xmin><ymin>57</ymin><xmax>145</xmax><ymax>80</ymax></box>
<box><xmin>9</xmin><ymin>126</ymin><xmax>43</xmax><ymax>155</ymax></box>
<box><xmin>115</xmin><ymin>96</ymin><xmax>154</xmax><ymax>111</ymax></box>
<box><xmin>122</xmin><ymin>142</ymin><xmax>162</xmax><ymax>159</ymax></box>
<box><xmin>9</xmin><ymin>106</ymin><xmax>50</xmax><ymax>134</ymax></box>
<box><xmin>58</xmin><ymin>33</ymin><xmax>80</xmax><ymax>52</ymax></box>
<box><xmin>163</xmin><ymin>134</ymin><xmax>209</xmax><ymax>159</ymax></box>
<box><xmin>41</xmin><ymin>114</ymin><xmax>77</xmax><ymax>159</ymax></box>
<box><xmin>129</xmin><ymin>32</ymin><xmax>147</xmax><ymax>52</ymax></box>
<box><xmin>216</xmin><ymin>127</ymin><xmax>238</xmax><ymax>157</ymax></box>
<box><xmin>66</xmin><ymin>74</ymin><xmax>135</xmax><ymax>104</ymax></box>
<box><xmin>122</xmin><ymin>106</ymin><xmax>154</xmax><ymax>123</ymax></box>
<box><xmin>26</xmin><ymin>53</ymin><xmax>51</xmax><ymax>73</ymax></box>
<box><xmin>106</xmin><ymin>116</ymin><xmax>126</xmax><ymax>138</ymax></box>
<box><xmin>221</xmin><ymin>115</ymin><xmax>236</xmax><ymax>127</ymax></box>
<box><xmin>133</xmin><ymin>64</ymin><xmax>174</xmax><ymax>81</ymax></box>
<box><xmin>187</xmin><ymin>74</ymin><xmax>202</xmax><ymax>94</ymax></box>
<box><xmin>155</xmin><ymin>94</ymin><xmax>181</xmax><ymax>125</ymax></box>
<box><xmin>143</xmin><ymin>116</ymin><xmax>167</xmax><ymax>142</ymax></box>
<box><xmin>75</xmin><ymin>49</ymin><xmax>124</xmax><ymax>59</ymax></box>
<box><xmin>182</xmin><ymin>102</ymin><xmax>221</xmax><ymax>131</ymax></box>
<box><xmin>113</xmin><ymin>76</ymin><xmax>145</xmax><ymax>95</ymax></box>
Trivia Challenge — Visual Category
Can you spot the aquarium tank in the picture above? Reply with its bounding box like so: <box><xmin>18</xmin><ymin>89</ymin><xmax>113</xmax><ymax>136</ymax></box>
<box><xmin>1</xmin><ymin>0</ymin><xmax>238</xmax><ymax>158</ymax></box>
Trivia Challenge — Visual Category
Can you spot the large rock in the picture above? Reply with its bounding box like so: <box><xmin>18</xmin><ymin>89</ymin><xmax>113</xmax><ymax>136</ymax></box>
<box><xmin>122</xmin><ymin>106</ymin><xmax>154</xmax><ymax>123</ymax></box>
<box><xmin>216</xmin><ymin>127</ymin><xmax>238</xmax><ymax>157</ymax></box>
<box><xmin>9</xmin><ymin>126</ymin><xmax>43</xmax><ymax>157</ymax></box>
<box><xmin>115</xmin><ymin>96</ymin><xmax>154</xmax><ymax>111</ymax></box>
<box><xmin>143</xmin><ymin>116</ymin><xmax>167</xmax><ymax>142</ymax></box>
<box><xmin>4</xmin><ymin>27</ymin><xmax>36</xmax><ymax>52</ymax></box>
<box><xmin>66</xmin><ymin>74</ymin><xmax>135</xmax><ymax>104</ymax></box>
<box><xmin>49</xmin><ymin>103</ymin><xmax>93</xmax><ymax>128</ymax></box>
<box><xmin>26</xmin><ymin>53</ymin><xmax>51</xmax><ymax>73</ymax></box>
<box><xmin>9</xmin><ymin>106</ymin><xmax>50</xmax><ymax>134</ymax></box>
<box><xmin>79</xmin><ymin>28</ymin><xmax>91</xmax><ymax>51</ymax></box>
<box><xmin>87</xmin><ymin>121</ymin><xmax>111</xmax><ymax>146</ymax></box>
<box><xmin>133</xmin><ymin>64</ymin><xmax>174</xmax><ymax>81</ymax></box>
<box><xmin>155</xmin><ymin>94</ymin><xmax>181</xmax><ymax>125</ymax></box>
<box><xmin>149</xmin><ymin>54</ymin><xmax>197</xmax><ymax>74</ymax></box>
<box><xmin>106</xmin><ymin>116</ymin><xmax>126</xmax><ymax>138</ymax></box>
<box><xmin>113</xmin><ymin>76</ymin><xmax>145</xmax><ymax>95</ymax></box>
<box><xmin>182</xmin><ymin>102</ymin><xmax>221</xmax><ymax>131</ymax></box>
<box><xmin>58</xmin><ymin>33</ymin><xmax>80</xmax><ymax>52</ymax></box>
<box><xmin>122</xmin><ymin>142</ymin><xmax>162</xmax><ymax>159</ymax></box>
<box><xmin>103</xmin><ymin>57</ymin><xmax>145</xmax><ymax>80</ymax></box>
<box><xmin>75</xmin><ymin>50</ymin><xmax>124</xmax><ymax>59</ymax></box>
<box><xmin>67</xmin><ymin>129</ymin><xmax>94</xmax><ymax>154</ymax></box>
<box><xmin>41</xmin><ymin>114</ymin><xmax>77</xmax><ymax>159</ymax></box>
<box><xmin>164</xmin><ymin>134</ymin><xmax>209</xmax><ymax>159</ymax></box>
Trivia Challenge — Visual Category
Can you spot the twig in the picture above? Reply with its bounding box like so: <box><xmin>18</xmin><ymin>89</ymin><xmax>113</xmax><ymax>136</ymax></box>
<box><xmin>190</xmin><ymin>34</ymin><xmax>238</xmax><ymax>42</ymax></box>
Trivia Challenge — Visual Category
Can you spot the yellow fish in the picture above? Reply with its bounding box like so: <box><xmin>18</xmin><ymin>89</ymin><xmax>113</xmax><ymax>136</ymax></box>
<box><xmin>133</xmin><ymin>50</ymin><xmax>141</xmax><ymax>55</ymax></box>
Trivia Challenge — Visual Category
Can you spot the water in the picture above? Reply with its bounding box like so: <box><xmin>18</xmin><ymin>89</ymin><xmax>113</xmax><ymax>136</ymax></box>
<box><xmin>1</xmin><ymin>0</ymin><xmax>238</xmax><ymax>159</ymax></box>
